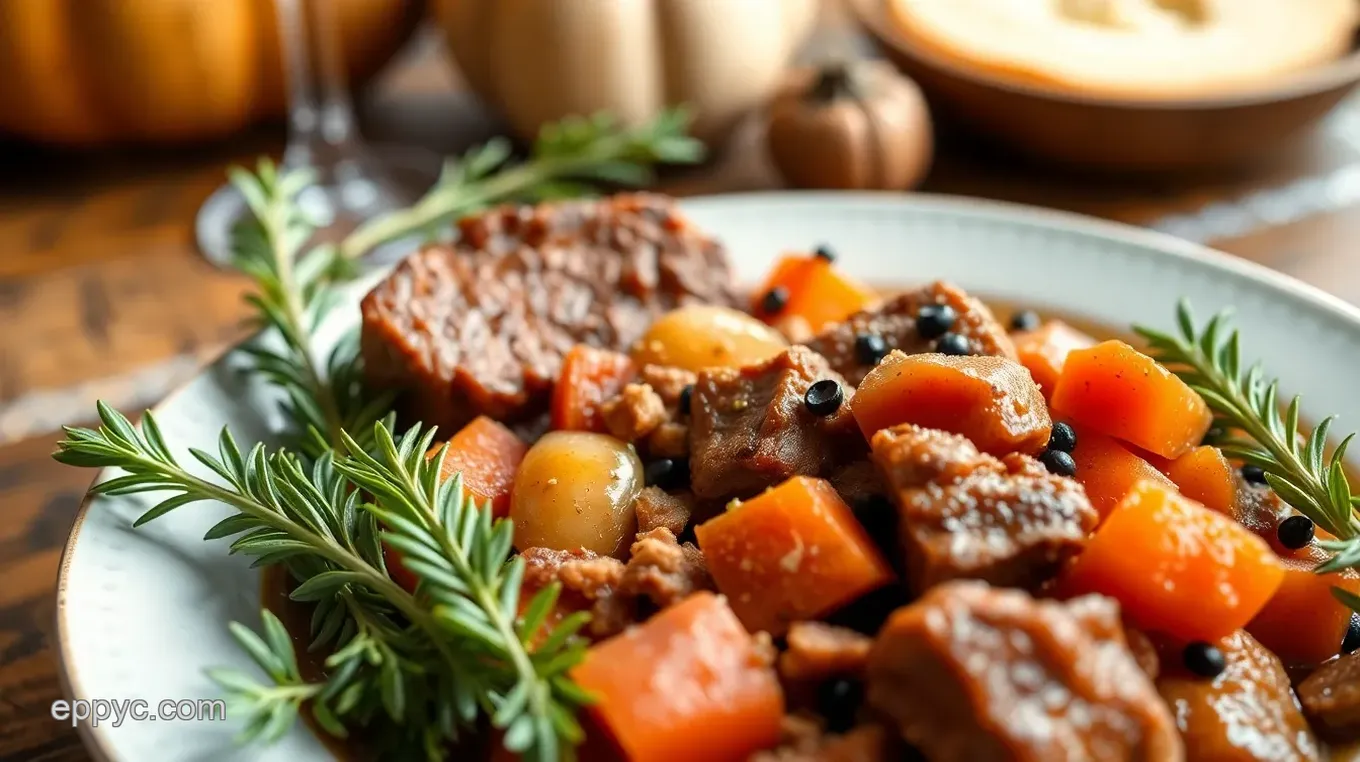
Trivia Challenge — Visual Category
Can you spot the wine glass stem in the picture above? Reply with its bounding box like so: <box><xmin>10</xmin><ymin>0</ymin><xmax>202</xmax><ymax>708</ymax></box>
<box><xmin>276</xmin><ymin>0</ymin><xmax>360</xmax><ymax>171</ymax></box>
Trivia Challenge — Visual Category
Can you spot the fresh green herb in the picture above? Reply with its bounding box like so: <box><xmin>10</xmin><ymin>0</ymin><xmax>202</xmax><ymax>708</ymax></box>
<box><xmin>55</xmin><ymin>405</ymin><xmax>586</xmax><ymax>761</ymax></box>
<box><xmin>1135</xmin><ymin>302</ymin><xmax>1360</xmax><ymax>600</ymax></box>
<box><xmin>340</xmin><ymin>108</ymin><xmax>704</xmax><ymax>260</ymax></box>
<box><xmin>54</xmin><ymin>109</ymin><xmax>704</xmax><ymax>759</ymax></box>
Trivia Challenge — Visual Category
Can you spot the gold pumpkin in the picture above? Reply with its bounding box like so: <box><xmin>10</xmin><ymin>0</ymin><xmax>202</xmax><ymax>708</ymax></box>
<box><xmin>0</xmin><ymin>0</ymin><xmax>421</xmax><ymax>145</ymax></box>
<box><xmin>434</xmin><ymin>0</ymin><xmax>819</xmax><ymax>145</ymax></box>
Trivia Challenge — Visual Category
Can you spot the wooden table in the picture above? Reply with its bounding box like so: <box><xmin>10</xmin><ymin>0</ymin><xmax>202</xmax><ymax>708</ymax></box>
<box><xmin>8</xmin><ymin>13</ymin><xmax>1360</xmax><ymax>762</ymax></box>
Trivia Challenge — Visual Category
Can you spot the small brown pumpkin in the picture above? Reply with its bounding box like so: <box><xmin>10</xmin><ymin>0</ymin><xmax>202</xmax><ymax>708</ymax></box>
<box><xmin>766</xmin><ymin>60</ymin><xmax>934</xmax><ymax>191</ymax></box>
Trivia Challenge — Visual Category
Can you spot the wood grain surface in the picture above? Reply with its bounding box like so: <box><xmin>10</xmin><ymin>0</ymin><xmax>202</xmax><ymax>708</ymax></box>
<box><xmin>8</xmin><ymin>6</ymin><xmax>1360</xmax><ymax>761</ymax></box>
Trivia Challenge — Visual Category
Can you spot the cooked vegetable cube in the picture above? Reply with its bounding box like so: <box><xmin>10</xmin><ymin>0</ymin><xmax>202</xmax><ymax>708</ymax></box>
<box><xmin>551</xmin><ymin>345</ymin><xmax>636</xmax><ymax>433</ymax></box>
<box><xmin>1068</xmin><ymin>426</ymin><xmax>1175</xmax><ymax>521</ymax></box>
<box><xmin>695</xmin><ymin>476</ymin><xmax>894</xmax><ymax>635</ymax></box>
<box><xmin>850</xmin><ymin>350</ymin><xmax>1051</xmax><ymax>456</ymax></box>
<box><xmin>1051</xmin><ymin>340</ymin><xmax>1212</xmax><ymax>459</ymax></box>
<box><xmin>571</xmin><ymin>592</ymin><xmax>784</xmax><ymax>762</ymax></box>
<box><xmin>1061</xmin><ymin>480</ymin><xmax>1285</xmax><ymax>642</ymax></box>
<box><xmin>1162</xmin><ymin>445</ymin><xmax>1236</xmax><ymax>515</ymax></box>
<box><xmin>752</xmin><ymin>253</ymin><xmax>877</xmax><ymax>333</ymax></box>
<box><xmin>1012</xmin><ymin>319</ymin><xmax>1096</xmax><ymax>397</ymax></box>
<box><xmin>1248</xmin><ymin>543</ymin><xmax>1360</xmax><ymax>668</ymax></box>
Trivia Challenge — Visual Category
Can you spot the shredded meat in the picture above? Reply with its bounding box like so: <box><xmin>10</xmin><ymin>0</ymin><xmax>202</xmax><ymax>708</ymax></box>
<box><xmin>871</xmin><ymin>424</ymin><xmax>1097</xmax><ymax>593</ymax></box>
<box><xmin>619</xmin><ymin>528</ymin><xmax>713</xmax><ymax>608</ymax></box>
<box><xmin>640</xmin><ymin>364</ymin><xmax>697</xmax><ymax>406</ymax></box>
<box><xmin>601</xmin><ymin>382</ymin><xmax>667</xmax><ymax>442</ymax></box>
<box><xmin>750</xmin><ymin>716</ymin><xmax>895</xmax><ymax>762</ymax></box>
<box><xmin>647</xmin><ymin>422</ymin><xmax>690</xmax><ymax>458</ymax></box>
<box><xmin>805</xmin><ymin>281</ymin><xmax>1016</xmax><ymax>385</ymax></box>
<box><xmin>519</xmin><ymin>547</ymin><xmax>632</xmax><ymax>639</ymax></box>
<box><xmin>633</xmin><ymin>486</ymin><xmax>694</xmax><ymax>536</ymax></box>
<box><xmin>867</xmin><ymin>581</ymin><xmax>1182</xmax><ymax>761</ymax></box>
<box><xmin>780</xmin><ymin>622</ymin><xmax>873</xmax><ymax>684</ymax></box>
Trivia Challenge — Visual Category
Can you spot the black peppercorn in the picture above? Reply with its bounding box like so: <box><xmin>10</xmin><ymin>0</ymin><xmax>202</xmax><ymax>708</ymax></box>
<box><xmin>1039</xmin><ymin>449</ymin><xmax>1077</xmax><ymax>477</ymax></box>
<box><xmin>804</xmin><ymin>379</ymin><xmax>844</xmax><ymax>416</ymax></box>
<box><xmin>915</xmin><ymin>304</ymin><xmax>957</xmax><ymax>340</ymax></box>
<box><xmin>677</xmin><ymin>384</ymin><xmax>693</xmax><ymax>416</ymax></box>
<box><xmin>816</xmin><ymin>677</ymin><xmax>863</xmax><ymax>734</ymax></box>
<box><xmin>1202</xmin><ymin>426</ymin><xmax>1224</xmax><ymax>445</ymax></box>
<box><xmin>644</xmin><ymin>458</ymin><xmax>689</xmax><ymax>490</ymax></box>
<box><xmin>814</xmin><ymin>244</ymin><xmax>837</xmax><ymax>263</ymax></box>
<box><xmin>1047</xmin><ymin>422</ymin><xmax>1078</xmax><ymax>453</ymax></box>
<box><xmin>1343</xmin><ymin>614</ymin><xmax>1360</xmax><ymax>654</ymax></box>
<box><xmin>1241</xmin><ymin>464</ymin><xmax>1268</xmax><ymax>485</ymax></box>
<box><xmin>1183</xmin><ymin>641</ymin><xmax>1227</xmax><ymax>678</ymax></box>
<box><xmin>854</xmin><ymin>333</ymin><xmax>889</xmax><ymax>366</ymax></box>
<box><xmin>761</xmin><ymin>286</ymin><xmax>789</xmax><ymax>315</ymax></box>
<box><xmin>935</xmin><ymin>332</ymin><xmax>971</xmax><ymax>356</ymax></box>
<box><xmin>1010</xmin><ymin>310</ymin><xmax>1041</xmax><ymax>332</ymax></box>
<box><xmin>1277</xmin><ymin>515</ymin><xmax>1315</xmax><ymax>550</ymax></box>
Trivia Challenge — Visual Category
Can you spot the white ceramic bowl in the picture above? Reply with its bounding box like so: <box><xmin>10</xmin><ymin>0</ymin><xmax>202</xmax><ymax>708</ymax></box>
<box><xmin>57</xmin><ymin>192</ymin><xmax>1360</xmax><ymax>761</ymax></box>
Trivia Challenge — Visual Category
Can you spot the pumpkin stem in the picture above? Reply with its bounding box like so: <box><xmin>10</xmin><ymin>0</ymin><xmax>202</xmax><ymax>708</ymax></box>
<box><xmin>807</xmin><ymin>61</ymin><xmax>861</xmax><ymax>102</ymax></box>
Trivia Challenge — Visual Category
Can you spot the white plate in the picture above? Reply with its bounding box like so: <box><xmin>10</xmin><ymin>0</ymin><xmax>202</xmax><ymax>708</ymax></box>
<box><xmin>57</xmin><ymin>192</ymin><xmax>1360</xmax><ymax>762</ymax></box>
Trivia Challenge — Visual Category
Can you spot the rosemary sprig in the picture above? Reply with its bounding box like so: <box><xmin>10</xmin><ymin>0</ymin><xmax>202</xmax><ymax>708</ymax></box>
<box><xmin>228</xmin><ymin>163</ymin><xmax>391</xmax><ymax>460</ymax></box>
<box><xmin>55</xmin><ymin>405</ymin><xmax>586</xmax><ymax>760</ymax></box>
<box><xmin>1135</xmin><ymin>302</ymin><xmax>1360</xmax><ymax>569</ymax></box>
<box><xmin>339</xmin><ymin>108</ymin><xmax>704</xmax><ymax>260</ymax></box>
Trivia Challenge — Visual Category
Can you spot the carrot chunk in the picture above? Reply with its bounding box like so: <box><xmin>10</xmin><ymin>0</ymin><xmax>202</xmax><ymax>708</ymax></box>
<box><xmin>1068</xmin><ymin>426</ymin><xmax>1176</xmax><ymax>521</ymax></box>
<box><xmin>551</xmin><ymin>345</ymin><xmax>636</xmax><ymax>433</ymax></box>
<box><xmin>388</xmin><ymin>416</ymin><xmax>530</xmax><ymax>592</ymax></box>
<box><xmin>695</xmin><ymin>476</ymin><xmax>894</xmax><ymax>636</ymax></box>
<box><xmin>850</xmin><ymin>350</ymin><xmax>1051</xmax><ymax>456</ymax></box>
<box><xmin>1162</xmin><ymin>445</ymin><xmax>1236</xmax><ymax>515</ymax></box>
<box><xmin>1050</xmin><ymin>340</ymin><xmax>1212</xmax><ymax>459</ymax></box>
<box><xmin>1247</xmin><ymin>544</ymin><xmax>1360</xmax><ymax>669</ymax></box>
<box><xmin>1061</xmin><ymin>480</ymin><xmax>1285</xmax><ymax>642</ymax></box>
<box><xmin>435</xmin><ymin>416</ymin><xmax>528</xmax><ymax>518</ymax></box>
<box><xmin>752</xmin><ymin>253</ymin><xmax>876</xmax><ymax>333</ymax></box>
<box><xmin>1012</xmin><ymin>320</ymin><xmax>1096</xmax><ymax>398</ymax></box>
<box><xmin>571</xmin><ymin>592</ymin><xmax>783</xmax><ymax>762</ymax></box>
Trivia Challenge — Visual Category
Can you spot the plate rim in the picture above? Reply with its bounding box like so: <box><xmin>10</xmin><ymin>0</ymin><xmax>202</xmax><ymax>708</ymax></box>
<box><xmin>54</xmin><ymin>189</ymin><xmax>1360</xmax><ymax>761</ymax></box>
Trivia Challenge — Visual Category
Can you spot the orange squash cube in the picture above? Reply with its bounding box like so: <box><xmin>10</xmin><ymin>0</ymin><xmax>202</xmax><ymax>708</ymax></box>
<box><xmin>571</xmin><ymin>592</ymin><xmax>783</xmax><ymax>762</ymax></box>
<box><xmin>696</xmin><ymin>477</ymin><xmax>894</xmax><ymax>636</ymax></box>
<box><xmin>1061</xmin><ymin>480</ymin><xmax>1284</xmax><ymax>642</ymax></box>
<box><xmin>1069</xmin><ymin>426</ymin><xmax>1176</xmax><ymax>521</ymax></box>
<box><xmin>1013</xmin><ymin>320</ymin><xmax>1096</xmax><ymax>398</ymax></box>
<box><xmin>1051</xmin><ymin>340</ymin><xmax>1212</xmax><ymax>459</ymax></box>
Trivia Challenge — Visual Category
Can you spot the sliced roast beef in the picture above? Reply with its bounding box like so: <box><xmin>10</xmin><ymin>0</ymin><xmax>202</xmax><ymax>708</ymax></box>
<box><xmin>1298</xmin><ymin>649</ymin><xmax>1360</xmax><ymax>742</ymax></box>
<box><xmin>1158</xmin><ymin>630</ymin><xmax>1320</xmax><ymax>761</ymax></box>
<box><xmin>360</xmin><ymin>195</ymin><xmax>738</xmax><ymax>431</ymax></box>
<box><xmin>871</xmin><ymin>424</ymin><xmax>1096</xmax><ymax>593</ymax></box>
<box><xmin>867</xmin><ymin>581</ymin><xmax>1182</xmax><ymax>762</ymax></box>
<box><xmin>689</xmin><ymin>346</ymin><xmax>861</xmax><ymax>501</ymax></box>
<box><xmin>805</xmin><ymin>281</ymin><xmax>1016</xmax><ymax>385</ymax></box>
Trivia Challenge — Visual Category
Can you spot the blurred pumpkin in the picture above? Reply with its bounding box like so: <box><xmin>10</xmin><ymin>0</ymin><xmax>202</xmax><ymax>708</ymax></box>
<box><xmin>767</xmin><ymin>60</ymin><xmax>934</xmax><ymax>191</ymax></box>
<box><xmin>0</xmin><ymin>0</ymin><xmax>421</xmax><ymax>146</ymax></box>
<box><xmin>434</xmin><ymin>0</ymin><xmax>819</xmax><ymax>146</ymax></box>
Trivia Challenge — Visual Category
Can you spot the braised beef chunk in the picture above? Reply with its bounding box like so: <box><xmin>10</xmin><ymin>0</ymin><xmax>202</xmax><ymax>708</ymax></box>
<box><xmin>1158</xmin><ymin>630</ymin><xmax>1320</xmax><ymax>761</ymax></box>
<box><xmin>601</xmin><ymin>382</ymin><xmax>667</xmax><ymax>442</ymax></box>
<box><xmin>1299</xmin><ymin>649</ymin><xmax>1360</xmax><ymax>742</ymax></box>
<box><xmin>867</xmin><ymin>582</ymin><xmax>1182</xmax><ymax>762</ymax></box>
<box><xmin>360</xmin><ymin>195</ymin><xmax>738</xmax><ymax>431</ymax></box>
<box><xmin>828</xmin><ymin>461</ymin><xmax>883</xmax><ymax>509</ymax></box>
<box><xmin>618</xmin><ymin>528</ymin><xmax>713</xmax><ymax>608</ymax></box>
<box><xmin>779</xmin><ymin>622</ymin><xmax>873</xmax><ymax>684</ymax></box>
<box><xmin>871</xmin><ymin>424</ymin><xmax>1097</xmax><ymax>593</ymax></box>
<box><xmin>690</xmin><ymin>346</ymin><xmax>860</xmax><ymax>500</ymax></box>
<box><xmin>750</xmin><ymin>715</ymin><xmax>896</xmax><ymax>762</ymax></box>
<box><xmin>633</xmin><ymin>486</ymin><xmax>694</xmax><ymax>536</ymax></box>
<box><xmin>806</xmin><ymin>281</ymin><xmax>1016</xmax><ymax>385</ymax></box>
<box><xmin>519</xmin><ymin>547</ymin><xmax>632</xmax><ymax>639</ymax></box>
